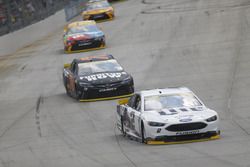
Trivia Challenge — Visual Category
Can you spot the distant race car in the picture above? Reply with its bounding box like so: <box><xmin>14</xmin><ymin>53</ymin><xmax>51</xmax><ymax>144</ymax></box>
<box><xmin>63</xmin><ymin>20</ymin><xmax>105</xmax><ymax>53</ymax></box>
<box><xmin>87</xmin><ymin>0</ymin><xmax>119</xmax><ymax>3</ymax></box>
<box><xmin>82</xmin><ymin>1</ymin><xmax>114</xmax><ymax>21</ymax></box>
<box><xmin>63</xmin><ymin>55</ymin><xmax>134</xmax><ymax>101</ymax></box>
<box><xmin>116</xmin><ymin>87</ymin><xmax>220</xmax><ymax>144</ymax></box>
<box><xmin>87</xmin><ymin>0</ymin><xmax>107</xmax><ymax>4</ymax></box>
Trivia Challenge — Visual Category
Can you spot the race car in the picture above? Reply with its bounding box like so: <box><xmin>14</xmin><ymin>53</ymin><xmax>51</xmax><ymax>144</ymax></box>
<box><xmin>63</xmin><ymin>55</ymin><xmax>134</xmax><ymax>101</ymax></box>
<box><xmin>82</xmin><ymin>1</ymin><xmax>114</xmax><ymax>21</ymax></box>
<box><xmin>63</xmin><ymin>20</ymin><xmax>105</xmax><ymax>53</ymax></box>
<box><xmin>87</xmin><ymin>0</ymin><xmax>107</xmax><ymax>4</ymax></box>
<box><xmin>116</xmin><ymin>87</ymin><xmax>220</xmax><ymax>144</ymax></box>
<box><xmin>87</xmin><ymin>0</ymin><xmax>120</xmax><ymax>3</ymax></box>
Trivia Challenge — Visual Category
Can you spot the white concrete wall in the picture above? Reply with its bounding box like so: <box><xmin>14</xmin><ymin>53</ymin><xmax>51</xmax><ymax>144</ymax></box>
<box><xmin>0</xmin><ymin>10</ymin><xmax>66</xmax><ymax>57</ymax></box>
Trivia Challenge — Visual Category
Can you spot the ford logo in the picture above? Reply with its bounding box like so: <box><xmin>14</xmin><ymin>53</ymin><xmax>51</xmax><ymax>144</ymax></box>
<box><xmin>179</xmin><ymin>118</ymin><xmax>192</xmax><ymax>122</ymax></box>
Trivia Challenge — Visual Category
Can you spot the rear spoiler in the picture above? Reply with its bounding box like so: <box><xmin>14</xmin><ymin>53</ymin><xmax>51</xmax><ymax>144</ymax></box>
<box><xmin>118</xmin><ymin>98</ymin><xmax>129</xmax><ymax>105</ymax></box>
<box><xmin>64</xmin><ymin>63</ymin><xmax>70</xmax><ymax>68</ymax></box>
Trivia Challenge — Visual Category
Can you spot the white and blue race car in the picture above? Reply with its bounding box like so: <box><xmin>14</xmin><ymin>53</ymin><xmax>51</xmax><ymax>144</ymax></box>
<box><xmin>116</xmin><ymin>87</ymin><xmax>220</xmax><ymax>144</ymax></box>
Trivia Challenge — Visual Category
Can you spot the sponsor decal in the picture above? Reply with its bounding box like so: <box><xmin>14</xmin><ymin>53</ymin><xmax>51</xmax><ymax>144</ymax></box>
<box><xmin>179</xmin><ymin>118</ymin><xmax>192</xmax><ymax>122</ymax></box>
<box><xmin>78</xmin><ymin>42</ymin><xmax>91</xmax><ymax>46</ymax></box>
<box><xmin>82</xmin><ymin>72</ymin><xmax>127</xmax><ymax>81</ymax></box>
<box><xmin>176</xmin><ymin>130</ymin><xmax>199</xmax><ymax>135</ymax></box>
<box><xmin>178</xmin><ymin>115</ymin><xmax>193</xmax><ymax>122</ymax></box>
<box><xmin>99</xmin><ymin>87</ymin><xmax>117</xmax><ymax>92</ymax></box>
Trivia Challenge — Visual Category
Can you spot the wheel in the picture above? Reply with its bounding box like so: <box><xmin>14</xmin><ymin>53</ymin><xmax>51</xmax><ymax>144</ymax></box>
<box><xmin>121</xmin><ymin>117</ymin><xmax>126</xmax><ymax>136</ymax></box>
<box><xmin>141</xmin><ymin>122</ymin><xmax>146</xmax><ymax>144</ymax></box>
<box><xmin>75</xmin><ymin>85</ymin><xmax>83</xmax><ymax>100</ymax></box>
<box><xmin>102</xmin><ymin>41</ymin><xmax>106</xmax><ymax>47</ymax></box>
<box><xmin>66</xmin><ymin>86</ymin><xmax>71</xmax><ymax>96</ymax></box>
<box><xmin>64</xmin><ymin>80</ymin><xmax>71</xmax><ymax>97</ymax></box>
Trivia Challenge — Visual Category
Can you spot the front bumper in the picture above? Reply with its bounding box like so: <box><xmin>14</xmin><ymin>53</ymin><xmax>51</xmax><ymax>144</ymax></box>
<box><xmin>144</xmin><ymin>120</ymin><xmax>220</xmax><ymax>144</ymax></box>
<box><xmin>83</xmin><ymin>12</ymin><xmax>114</xmax><ymax>22</ymax></box>
<box><xmin>65</xmin><ymin>38</ymin><xmax>105</xmax><ymax>53</ymax></box>
<box><xmin>78</xmin><ymin>83</ymin><xmax>134</xmax><ymax>102</ymax></box>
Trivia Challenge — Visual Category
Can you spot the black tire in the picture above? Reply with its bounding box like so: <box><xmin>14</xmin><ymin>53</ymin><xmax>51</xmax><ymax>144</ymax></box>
<box><xmin>141</xmin><ymin>122</ymin><xmax>146</xmax><ymax>143</ymax></box>
<box><xmin>75</xmin><ymin>85</ymin><xmax>83</xmax><ymax>100</ymax></box>
<box><xmin>66</xmin><ymin>86</ymin><xmax>71</xmax><ymax>96</ymax></box>
<box><xmin>64</xmin><ymin>80</ymin><xmax>71</xmax><ymax>97</ymax></box>
<box><xmin>121</xmin><ymin>117</ymin><xmax>126</xmax><ymax>136</ymax></box>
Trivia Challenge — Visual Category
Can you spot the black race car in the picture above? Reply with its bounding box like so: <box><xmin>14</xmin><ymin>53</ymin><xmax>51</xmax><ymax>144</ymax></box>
<box><xmin>63</xmin><ymin>55</ymin><xmax>134</xmax><ymax>101</ymax></box>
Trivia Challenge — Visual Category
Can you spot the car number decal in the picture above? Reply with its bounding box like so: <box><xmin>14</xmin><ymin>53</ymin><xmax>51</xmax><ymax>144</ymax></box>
<box><xmin>83</xmin><ymin>72</ymin><xmax>127</xmax><ymax>81</ymax></box>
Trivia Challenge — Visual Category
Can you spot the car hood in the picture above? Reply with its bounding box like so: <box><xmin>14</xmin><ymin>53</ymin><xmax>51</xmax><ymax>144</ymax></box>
<box><xmin>78</xmin><ymin>71</ymin><xmax>131</xmax><ymax>84</ymax></box>
<box><xmin>142</xmin><ymin>107</ymin><xmax>217</xmax><ymax>123</ymax></box>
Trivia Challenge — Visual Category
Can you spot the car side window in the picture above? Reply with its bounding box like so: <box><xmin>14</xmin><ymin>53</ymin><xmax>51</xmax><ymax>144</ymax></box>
<box><xmin>71</xmin><ymin>62</ymin><xmax>77</xmax><ymax>74</ymax></box>
<box><xmin>128</xmin><ymin>95</ymin><xmax>136</xmax><ymax>108</ymax></box>
<box><xmin>135</xmin><ymin>96</ymin><xmax>141</xmax><ymax>111</ymax></box>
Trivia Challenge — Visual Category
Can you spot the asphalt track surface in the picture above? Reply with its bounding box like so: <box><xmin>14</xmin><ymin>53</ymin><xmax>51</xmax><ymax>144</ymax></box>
<box><xmin>1</xmin><ymin>0</ymin><xmax>250</xmax><ymax>166</ymax></box>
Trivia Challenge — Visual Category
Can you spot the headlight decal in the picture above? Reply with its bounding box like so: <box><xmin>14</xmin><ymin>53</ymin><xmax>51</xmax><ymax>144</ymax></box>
<box><xmin>148</xmin><ymin>121</ymin><xmax>166</xmax><ymax>127</ymax></box>
<box><xmin>206</xmin><ymin>115</ymin><xmax>217</xmax><ymax>122</ymax></box>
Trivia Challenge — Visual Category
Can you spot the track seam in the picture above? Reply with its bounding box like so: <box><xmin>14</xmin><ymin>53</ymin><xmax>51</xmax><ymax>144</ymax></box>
<box><xmin>46</xmin><ymin>99</ymin><xmax>108</xmax><ymax>167</ymax></box>
<box><xmin>226</xmin><ymin>11</ymin><xmax>250</xmax><ymax>136</ymax></box>
<box><xmin>35</xmin><ymin>96</ymin><xmax>43</xmax><ymax>137</ymax></box>
<box><xmin>0</xmin><ymin>105</ymin><xmax>35</xmax><ymax>139</ymax></box>
<box><xmin>114</xmin><ymin>126</ymin><xmax>138</xmax><ymax>167</ymax></box>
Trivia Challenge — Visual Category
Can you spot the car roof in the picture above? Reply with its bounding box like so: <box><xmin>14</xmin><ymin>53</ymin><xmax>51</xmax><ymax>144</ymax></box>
<box><xmin>74</xmin><ymin>54</ymin><xmax>114</xmax><ymax>63</ymax></box>
<box><xmin>67</xmin><ymin>21</ymin><xmax>96</xmax><ymax>29</ymax></box>
<box><xmin>140</xmin><ymin>87</ymin><xmax>193</xmax><ymax>97</ymax></box>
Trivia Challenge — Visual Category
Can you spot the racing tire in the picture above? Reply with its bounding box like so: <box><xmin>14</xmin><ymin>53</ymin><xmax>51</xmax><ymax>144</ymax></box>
<box><xmin>141</xmin><ymin>122</ymin><xmax>146</xmax><ymax>144</ymax></box>
<box><xmin>64</xmin><ymin>80</ymin><xmax>71</xmax><ymax>97</ymax></box>
<box><xmin>66</xmin><ymin>87</ymin><xmax>71</xmax><ymax>96</ymax></box>
<box><xmin>75</xmin><ymin>85</ymin><xmax>83</xmax><ymax>100</ymax></box>
<box><xmin>121</xmin><ymin>116</ymin><xmax>126</xmax><ymax>136</ymax></box>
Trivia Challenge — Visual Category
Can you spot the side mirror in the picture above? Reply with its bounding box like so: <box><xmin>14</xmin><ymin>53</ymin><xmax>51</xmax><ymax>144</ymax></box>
<box><xmin>64</xmin><ymin>63</ymin><xmax>71</xmax><ymax>69</ymax></box>
<box><xmin>118</xmin><ymin>98</ymin><xmax>129</xmax><ymax>105</ymax></box>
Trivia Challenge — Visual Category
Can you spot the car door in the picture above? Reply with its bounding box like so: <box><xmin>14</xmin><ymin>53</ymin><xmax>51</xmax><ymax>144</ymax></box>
<box><xmin>124</xmin><ymin>94</ymin><xmax>141</xmax><ymax>134</ymax></box>
<box><xmin>131</xmin><ymin>94</ymin><xmax>142</xmax><ymax>135</ymax></box>
<box><xmin>68</xmin><ymin>61</ymin><xmax>77</xmax><ymax>93</ymax></box>
<box><xmin>123</xmin><ymin>94</ymin><xmax>136</xmax><ymax>130</ymax></box>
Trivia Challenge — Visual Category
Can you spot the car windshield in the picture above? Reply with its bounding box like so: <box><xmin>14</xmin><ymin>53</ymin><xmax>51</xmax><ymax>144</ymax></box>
<box><xmin>78</xmin><ymin>59</ymin><xmax>123</xmax><ymax>75</ymax></box>
<box><xmin>67</xmin><ymin>25</ymin><xmax>99</xmax><ymax>34</ymax></box>
<box><xmin>144</xmin><ymin>93</ymin><xmax>202</xmax><ymax>111</ymax></box>
<box><xmin>86</xmin><ymin>1</ymin><xmax>110</xmax><ymax>10</ymax></box>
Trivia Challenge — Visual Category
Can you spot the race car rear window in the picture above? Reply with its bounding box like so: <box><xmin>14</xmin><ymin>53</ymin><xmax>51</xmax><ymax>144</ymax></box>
<box><xmin>78</xmin><ymin>59</ymin><xmax>123</xmax><ymax>75</ymax></box>
<box><xmin>144</xmin><ymin>93</ymin><xmax>202</xmax><ymax>111</ymax></box>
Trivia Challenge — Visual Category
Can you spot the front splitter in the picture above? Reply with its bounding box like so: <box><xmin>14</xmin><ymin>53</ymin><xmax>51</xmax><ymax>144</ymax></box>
<box><xmin>146</xmin><ymin>135</ymin><xmax>220</xmax><ymax>145</ymax></box>
<box><xmin>65</xmin><ymin>45</ymin><xmax>105</xmax><ymax>54</ymax></box>
<box><xmin>79</xmin><ymin>93</ymin><xmax>133</xmax><ymax>102</ymax></box>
